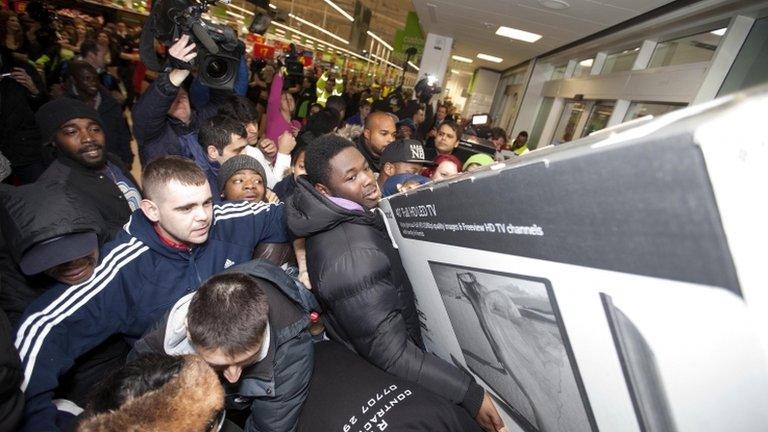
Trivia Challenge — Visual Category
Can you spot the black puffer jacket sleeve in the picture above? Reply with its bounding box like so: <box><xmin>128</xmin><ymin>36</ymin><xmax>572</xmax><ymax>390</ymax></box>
<box><xmin>318</xmin><ymin>244</ymin><xmax>477</xmax><ymax>410</ymax></box>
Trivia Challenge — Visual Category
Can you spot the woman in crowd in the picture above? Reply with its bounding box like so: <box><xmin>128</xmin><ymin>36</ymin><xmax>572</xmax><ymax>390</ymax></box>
<box><xmin>265</xmin><ymin>69</ymin><xmax>302</xmax><ymax>142</ymax></box>
<box><xmin>427</xmin><ymin>154</ymin><xmax>463</xmax><ymax>181</ymax></box>
<box><xmin>0</xmin><ymin>11</ymin><xmax>27</xmax><ymax>61</ymax></box>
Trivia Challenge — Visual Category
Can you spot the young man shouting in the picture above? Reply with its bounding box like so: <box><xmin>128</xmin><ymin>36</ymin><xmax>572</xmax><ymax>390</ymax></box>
<box><xmin>15</xmin><ymin>156</ymin><xmax>289</xmax><ymax>431</ymax></box>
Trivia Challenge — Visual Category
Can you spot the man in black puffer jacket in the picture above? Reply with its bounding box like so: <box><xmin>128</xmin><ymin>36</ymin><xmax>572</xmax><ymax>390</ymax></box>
<box><xmin>286</xmin><ymin>135</ymin><xmax>506</xmax><ymax>432</ymax></box>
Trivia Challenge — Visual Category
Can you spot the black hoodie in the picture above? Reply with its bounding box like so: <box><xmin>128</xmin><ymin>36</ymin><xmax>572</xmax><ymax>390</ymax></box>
<box><xmin>286</xmin><ymin>177</ymin><xmax>484</xmax><ymax>417</ymax></box>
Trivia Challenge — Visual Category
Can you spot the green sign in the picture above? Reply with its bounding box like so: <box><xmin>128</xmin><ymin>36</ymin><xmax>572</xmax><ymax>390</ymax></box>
<box><xmin>392</xmin><ymin>11</ymin><xmax>424</xmax><ymax>64</ymax></box>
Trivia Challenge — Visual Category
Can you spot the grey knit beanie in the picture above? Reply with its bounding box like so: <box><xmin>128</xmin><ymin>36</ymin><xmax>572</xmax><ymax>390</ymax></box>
<box><xmin>217</xmin><ymin>154</ymin><xmax>267</xmax><ymax>192</ymax></box>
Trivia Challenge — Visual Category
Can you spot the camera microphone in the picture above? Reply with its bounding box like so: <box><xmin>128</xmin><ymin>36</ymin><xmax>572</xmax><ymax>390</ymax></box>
<box><xmin>191</xmin><ymin>21</ymin><xmax>220</xmax><ymax>54</ymax></box>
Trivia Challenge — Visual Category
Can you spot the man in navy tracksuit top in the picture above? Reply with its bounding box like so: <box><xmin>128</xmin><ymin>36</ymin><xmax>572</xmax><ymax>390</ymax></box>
<box><xmin>14</xmin><ymin>156</ymin><xmax>290</xmax><ymax>431</ymax></box>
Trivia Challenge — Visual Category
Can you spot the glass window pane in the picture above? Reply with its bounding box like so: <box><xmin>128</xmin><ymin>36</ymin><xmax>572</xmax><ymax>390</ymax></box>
<box><xmin>624</xmin><ymin>102</ymin><xmax>686</xmax><ymax>121</ymax></box>
<box><xmin>552</xmin><ymin>101</ymin><xmax>587</xmax><ymax>144</ymax></box>
<box><xmin>581</xmin><ymin>101</ymin><xmax>615</xmax><ymax>137</ymax></box>
<box><xmin>573</xmin><ymin>58</ymin><xmax>594</xmax><ymax>78</ymax></box>
<box><xmin>529</xmin><ymin>97</ymin><xmax>554</xmax><ymax>149</ymax></box>
<box><xmin>648</xmin><ymin>29</ymin><xmax>725</xmax><ymax>68</ymax></box>
<box><xmin>718</xmin><ymin>17</ymin><xmax>768</xmax><ymax>96</ymax></box>
<box><xmin>550</xmin><ymin>64</ymin><xmax>567</xmax><ymax>80</ymax></box>
<box><xmin>601</xmin><ymin>48</ymin><xmax>639</xmax><ymax>74</ymax></box>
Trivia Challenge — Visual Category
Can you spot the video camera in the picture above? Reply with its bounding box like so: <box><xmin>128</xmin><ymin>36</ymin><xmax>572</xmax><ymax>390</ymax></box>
<box><xmin>140</xmin><ymin>0</ymin><xmax>245</xmax><ymax>90</ymax></box>
<box><xmin>414</xmin><ymin>75</ymin><xmax>442</xmax><ymax>104</ymax></box>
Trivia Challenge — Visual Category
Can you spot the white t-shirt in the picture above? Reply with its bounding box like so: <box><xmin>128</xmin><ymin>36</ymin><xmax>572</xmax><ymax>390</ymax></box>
<box><xmin>242</xmin><ymin>145</ymin><xmax>292</xmax><ymax>189</ymax></box>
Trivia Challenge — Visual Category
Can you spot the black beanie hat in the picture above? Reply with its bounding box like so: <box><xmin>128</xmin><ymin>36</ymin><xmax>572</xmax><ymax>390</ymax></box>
<box><xmin>217</xmin><ymin>154</ymin><xmax>268</xmax><ymax>193</ymax></box>
<box><xmin>35</xmin><ymin>97</ymin><xmax>104</xmax><ymax>145</ymax></box>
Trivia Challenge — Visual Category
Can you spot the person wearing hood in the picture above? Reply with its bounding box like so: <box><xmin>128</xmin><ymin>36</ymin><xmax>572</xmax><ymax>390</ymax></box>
<box><xmin>0</xmin><ymin>181</ymin><xmax>132</xmax><ymax>416</ymax></box>
<box><xmin>463</xmin><ymin>153</ymin><xmax>495</xmax><ymax>172</ymax></box>
<box><xmin>35</xmin><ymin>97</ymin><xmax>141</xmax><ymax>238</ymax></box>
<box><xmin>65</xmin><ymin>60</ymin><xmax>134</xmax><ymax>167</ymax></box>
<box><xmin>78</xmin><ymin>354</ymin><xmax>228</xmax><ymax>432</ymax></box>
<box><xmin>15</xmin><ymin>156</ymin><xmax>290</xmax><ymax>432</ymax></box>
<box><xmin>0</xmin><ymin>181</ymin><xmax>104</xmax><ymax>325</ymax></box>
<box><xmin>286</xmin><ymin>135</ymin><xmax>506</xmax><ymax>432</ymax></box>
<box><xmin>132</xmin><ymin>261</ymin><xmax>318</xmax><ymax>432</ymax></box>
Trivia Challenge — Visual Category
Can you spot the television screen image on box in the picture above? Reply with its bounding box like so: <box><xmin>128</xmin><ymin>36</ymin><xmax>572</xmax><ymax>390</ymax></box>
<box><xmin>430</xmin><ymin>261</ymin><xmax>596</xmax><ymax>432</ymax></box>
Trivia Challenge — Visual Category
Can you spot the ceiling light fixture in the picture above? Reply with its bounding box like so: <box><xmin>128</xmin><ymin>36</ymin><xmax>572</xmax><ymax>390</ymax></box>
<box><xmin>408</xmin><ymin>61</ymin><xmax>419</xmax><ymax>71</ymax></box>
<box><xmin>271</xmin><ymin>21</ymin><xmax>371</xmax><ymax>63</ymax></box>
<box><xmin>710</xmin><ymin>27</ymin><xmax>727</xmax><ymax>36</ymax></box>
<box><xmin>324</xmin><ymin>0</ymin><xmax>355</xmax><ymax>22</ymax></box>
<box><xmin>579</xmin><ymin>58</ymin><xmax>594</xmax><ymax>67</ymax></box>
<box><xmin>225</xmin><ymin>10</ymin><xmax>245</xmax><ymax>20</ymax></box>
<box><xmin>495</xmin><ymin>26</ymin><xmax>542</xmax><ymax>43</ymax></box>
<box><xmin>537</xmin><ymin>0</ymin><xmax>570</xmax><ymax>10</ymax></box>
<box><xmin>452</xmin><ymin>55</ymin><xmax>473</xmax><ymax>63</ymax></box>
<box><xmin>427</xmin><ymin>3</ymin><xmax>438</xmax><ymax>23</ymax></box>
<box><xmin>477</xmin><ymin>53</ymin><xmax>503</xmax><ymax>63</ymax></box>
<box><xmin>366</xmin><ymin>31</ymin><xmax>394</xmax><ymax>51</ymax></box>
<box><xmin>227</xmin><ymin>3</ymin><xmax>254</xmax><ymax>16</ymax></box>
<box><xmin>269</xmin><ymin>3</ymin><xmax>277</xmax><ymax>10</ymax></box>
<box><xmin>289</xmin><ymin>13</ymin><xmax>349</xmax><ymax>44</ymax></box>
<box><xmin>371</xmin><ymin>53</ymin><xmax>403</xmax><ymax>71</ymax></box>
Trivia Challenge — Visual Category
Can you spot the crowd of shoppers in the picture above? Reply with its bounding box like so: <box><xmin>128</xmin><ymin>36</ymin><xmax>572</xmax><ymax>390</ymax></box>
<box><xmin>0</xmin><ymin>2</ymin><xmax>529</xmax><ymax>431</ymax></box>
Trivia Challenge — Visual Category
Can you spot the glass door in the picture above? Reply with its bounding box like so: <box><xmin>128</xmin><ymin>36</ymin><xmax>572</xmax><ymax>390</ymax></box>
<box><xmin>581</xmin><ymin>101</ymin><xmax>615</xmax><ymax>137</ymax></box>
<box><xmin>552</xmin><ymin>101</ymin><xmax>588</xmax><ymax>145</ymax></box>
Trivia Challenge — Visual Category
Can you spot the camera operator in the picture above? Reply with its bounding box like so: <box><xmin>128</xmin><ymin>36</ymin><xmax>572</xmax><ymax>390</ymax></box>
<box><xmin>132</xmin><ymin>34</ymin><xmax>231</xmax><ymax>167</ymax></box>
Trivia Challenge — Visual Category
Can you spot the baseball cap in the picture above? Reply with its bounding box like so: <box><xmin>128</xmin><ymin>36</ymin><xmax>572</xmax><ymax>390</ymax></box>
<box><xmin>19</xmin><ymin>231</ymin><xmax>98</xmax><ymax>276</ymax></box>
<box><xmin>380</xmin><ymin>139</ymin><xmax>434</xmax><ymax>165</ymax></box>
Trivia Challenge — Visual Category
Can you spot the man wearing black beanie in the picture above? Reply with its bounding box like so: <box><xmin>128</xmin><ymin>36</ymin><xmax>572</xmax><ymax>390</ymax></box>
<box><xmin>35</xmin><ymin>98</ymin><xmax>141</xmax><ymax>238</ymax></box>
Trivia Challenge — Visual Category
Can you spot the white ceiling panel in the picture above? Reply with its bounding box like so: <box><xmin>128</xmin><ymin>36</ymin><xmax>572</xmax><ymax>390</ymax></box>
<box><xmin>413</xmin><ymin>0</ymin><xmax>678</xmax><ymax>70</ymax></box>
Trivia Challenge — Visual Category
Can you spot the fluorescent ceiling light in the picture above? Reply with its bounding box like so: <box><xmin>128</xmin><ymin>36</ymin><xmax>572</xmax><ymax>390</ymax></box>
<box><xmin>271</xmin><ymin>21</ymin><xmax>371</xmax><ymax>63</ymax></box>
<box><xmin>477</xmin><ymin>53</ymin><xmax>503</xmax><ymax>63</ymax></box>
<box><xmin>290</xmin><ymin>13</ymin><xmax>349</xmax><ymax>44</ymax></box>
<box><xmin>324</xmin><ymin>0</ymin><xmax>354</xmax><ymax>22</ymax></box>
<box><xmin>495</xmin><ymin>26</ymin><xmax>542</xmax><ymax>43</ymax></box>
<box><xmin>273</xmin><ymin>28</ymin><xmax>285</xmax><ymax>34</ymax></box>
<box><xmin>452</xmin><ymin>55</ymin><xmax>473</xmax><ymax>63</ymax></box>
<box><xmin>269</xmin><ymin>3</ymin><xmax>277</xmax><ymax>10</ymax></box>
<box><xmin>579</xmin><ymin>58</ymin><xmax>593</xmax><ymax>67</ymax></box>
<box><xmin>228</xmin><ymin>3</ymin><xmax>254</xmax><ymax>16</ymax></box>
<box><xmin>408</xmin><ymin>61</ymin><xmax>419</xmax><ymax>71</ymax></box>
<box><xmin>226</xmin><ymin>10</ymin><xmax>245</xmax><ymax>20</ymax></box>
<box><xmin>371</xmin><ymin>53</ymin><xmax>403</xmax><ymax>71</ymax></box>
<box><xmin>710</xmin><ymin>27</ymin><xmax>727</xmax><ymax>36</ymax></box>
<box><xmin>366</xmin><ymin>31</ymin><xmax>394</xmax><ymax>51</ymax></box>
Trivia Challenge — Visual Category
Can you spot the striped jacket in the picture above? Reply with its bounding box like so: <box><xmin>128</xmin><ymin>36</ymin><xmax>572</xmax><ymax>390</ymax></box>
<box><xmin>14</xmin><ymin>201</ymin><xmax>288</xmax><ymax>432</ymax></box>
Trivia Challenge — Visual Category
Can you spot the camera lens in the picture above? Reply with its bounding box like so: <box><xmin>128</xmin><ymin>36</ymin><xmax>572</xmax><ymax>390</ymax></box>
<box><xmin>206</xmin><ymin>58</ymin><xmax>229</xmax><ymax>80</ymax></box>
